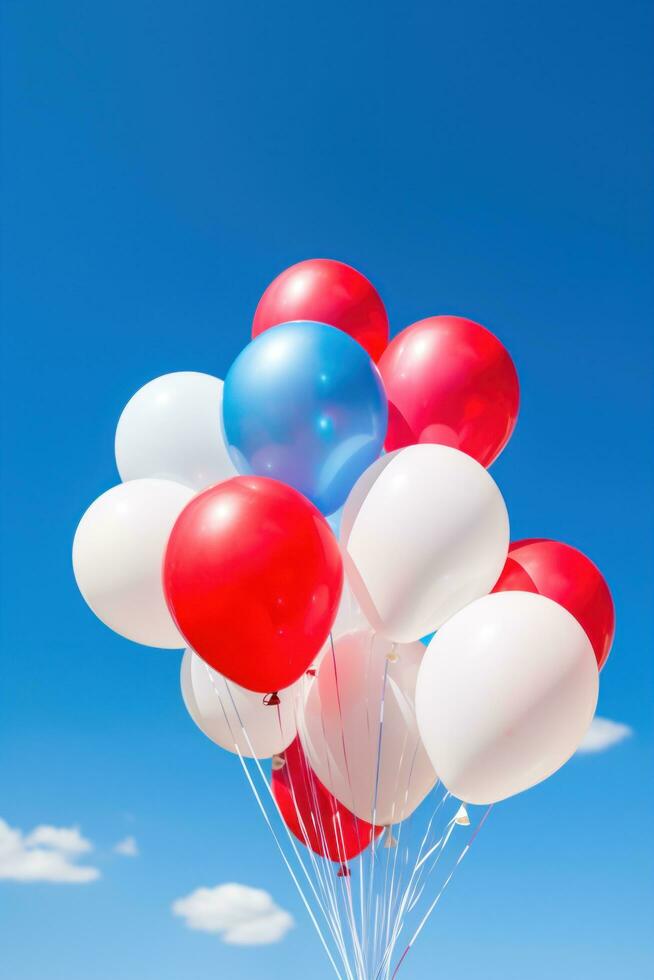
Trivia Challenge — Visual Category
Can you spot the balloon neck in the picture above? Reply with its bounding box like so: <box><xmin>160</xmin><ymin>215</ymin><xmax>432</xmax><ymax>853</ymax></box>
<box><xmin>263</xmin><ymin>692</ymin><xmax>281</xmax><ymax>707</ymax></box>
<box><xmin>306</xmin><ymin>668</ymin><xmax>317</xmax><ymax>677</ymax></box>
<box><xmin>382</xmin><ymin>828</ymin><xmax>397</xmax><ymax>848</ymax></box>
<box><xmin>271</xmin><ymin>754</ymin><xmax>286</xmax><ymax>771</ymax></box>
<box><xmin>454</xmin><ymin>804</ymin><xmax>470</xmax><ymax>826</ymax></box>
<box><xmin>337</xmin><ymin>864</ymin><xmax>351</xmax><ymax>878</ymax></box>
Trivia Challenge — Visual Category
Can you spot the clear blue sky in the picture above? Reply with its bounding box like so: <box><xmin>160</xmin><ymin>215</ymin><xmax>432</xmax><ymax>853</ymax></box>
<box><xmin>1</xmin><ymin>1</ymin><xmax>652</xmax><ymax>977</ymax></box>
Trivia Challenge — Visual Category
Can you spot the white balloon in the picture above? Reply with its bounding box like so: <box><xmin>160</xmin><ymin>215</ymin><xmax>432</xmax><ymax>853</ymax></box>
<box><xmin>340</xmin><ymin>445</ymin><xmax>510</xmax><ymax>643</ymax></box>
<box><xmin>415</xmin><ymin>591</ymin><xmax>599</xmax><ymax>805</ymax></box>
<box><xmin>307</xmin><ymin>581</ymin><xmax>372</xmax><ymax>675</ymax></box>
<box><xmin>298</xmin><ymin>630</ymin><xmax>437</xmax><ymax>825</ymax></box>
<box><xmin>181</xmin><ymin>650</ymin><xmax>299</xmax><ymax>759</ymax></box>
<box><xmin>73</xmin><ymin>479</ymin><xmax>194</xmax><ymax>648</ymax></box>
<box><xmin>115</xmin><ymin>372</ymin><xmax>237</xmax><ymax>490</ymax></box>
<box><xmin>332</xmin><ymin>579</ymin><xmax>370</xmax><ymax>638</ymax></box>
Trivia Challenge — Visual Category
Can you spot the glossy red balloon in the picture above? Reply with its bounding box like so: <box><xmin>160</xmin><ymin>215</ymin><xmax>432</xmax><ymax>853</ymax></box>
<box><xmin>163</xmin><ymin>477</ymin><xmax>343</xmax><ymax>693</ymax></box>
<box><xmin>379</xmin><ymin>316</ymin><xmax>520</xmax><ymax>467</ymax></box>
<box><xmin>272</xmin><ymin>738</ymin><xmax>381</xmax><ymax>863</ymax></box>
<box><xmin>252</xmin><ymin>259</ymin><xmax>389</xmax><ymax>362</ymax></box>
<box><xmin>493</xmin><ymin>539</ymin><xmax>615</xmax><ymax>669</ymax></box>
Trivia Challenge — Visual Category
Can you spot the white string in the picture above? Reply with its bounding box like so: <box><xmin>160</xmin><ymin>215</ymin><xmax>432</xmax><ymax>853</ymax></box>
<box><xmin>276</xmin><ymin>691</ymin><xmax>356</xmax><ymax>977</ymax></box>
<box><xmin>325</xmin><ymin>635</ymin><xmax>369</xmax><ymax>979</ymax></box>
<box><xmin>374</xmin><ymin>791</ymin><xmax>454</xmax><ymax>978</ymax></box>
<box><xmin>203</xmin><ymin>667</ymin><xmax>345</xmax><ymax>980</ymax></box>
<box><xmin>283</xmin><ymin>737</ymin><xmax>356</xmax><ymax>978</ymax></box>
<box><xmin>389</xmin><ymin>806</ymin><xmax>493</xmax><ymax>979</ymax></box>
<box><xmin>365</xmin><ymin>656</ymin><xmax>390</xmax><ymax>974</ymax></box>
<box><xmin>198</xmin><ymin>659</ymin><xmax>489</xmax><ymax>980</ymax></box>
<box><xmin>376</xmin><ymin>736</ymin><xmax>422</xmax><ymax>972</ymax></box>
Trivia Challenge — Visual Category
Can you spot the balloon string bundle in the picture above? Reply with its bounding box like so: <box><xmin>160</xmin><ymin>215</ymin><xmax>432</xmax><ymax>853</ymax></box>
<box><xmin>72</xmin><ymin>260</ymin><xmax>616</xmax><ymax>978</ymax></box>
<box><xmin>204</xmin><ymin>654</ymin><xmax>483</xmax><ymax>980</ymax></box>
<box><xmin>390</xmin><ymin>805</ymin><xmax>493</xmax><ymax>979</ymax></box>
<box><xmin>203</xmin><ymin>664</ymin><xmax>346</xmax><ymax>978</ymax></box>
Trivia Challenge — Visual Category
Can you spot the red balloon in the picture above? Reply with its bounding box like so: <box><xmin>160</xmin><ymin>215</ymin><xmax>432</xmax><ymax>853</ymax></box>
<box><xmin>252</xmin><ymin>259</ymin><xmax>389</xmax><ymax>362</ymax></box>
<box><xmin>272</xmin><ymin>738</ymin><xmax>381</xmax><ymax>863</ymax></box>
<box><xmin>378</xmin><ymin>316</ymin><xmax>520</xmax><ymax>467</ymax></box>
<box><xmin>163</xmin><ymin>477</ymin><xmax>343</xmax><ymax>693</ymax></box>
<box><xmin>493</xmin><ymin>539</ymin><xmax>615</xmax><ymax>669</ymax></box>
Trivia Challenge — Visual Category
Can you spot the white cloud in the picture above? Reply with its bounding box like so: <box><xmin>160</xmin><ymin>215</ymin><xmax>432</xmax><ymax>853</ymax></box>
<box><xmin>577</xmin><ymin>717</ymin><xmax>633</xmax><ymax>754</ymax></box>
<box><xmin>114</xmin><ymin>836</ymin><xmax>139</xmax><ymax>857</ymax></box>
<box><xmin>172</xmin><ymin>883</ymin><xmax>294</xmax><ymax>945</ymax></box>
<box><xmin>0</xmin><ymin>818</ymin><xmax>100</xmax><ymax>883</ymax></box>
<box><xmin>25</xmin><ymin>825</ymin><xmax>92</xmax><ymax>854</ymax></box>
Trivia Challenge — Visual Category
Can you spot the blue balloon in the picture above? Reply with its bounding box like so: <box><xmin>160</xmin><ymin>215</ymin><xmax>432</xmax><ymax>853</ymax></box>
<box><xmin>222</xmin><ymin>321</ymin><xmax>388</xmax><ymax>514</ymax></box>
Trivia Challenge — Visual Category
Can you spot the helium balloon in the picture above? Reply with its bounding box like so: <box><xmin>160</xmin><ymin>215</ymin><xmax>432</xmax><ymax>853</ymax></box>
<box><xmin>252</xmin><ymin>258</ymin><xmax>389</xmax><ymax>361</ymax></box>
<box><xmin>379</xmin><ymin>316</ymin><xmax>519</xmax><ymax>467</ymax></box>
<box><xmin>163</xmin><ymin>477</ymin><xmax>343</xmax><ymax>693</ymax></box>
<box><xmin>115</xmin><ymin>372</ymin><xmax>237</xmax><ymax>491</ymax></box>
<box><xmin>298</xmin><ymin>630</ymin><xmax>437</xmax><ymax>825</ymax></box>
<box><xmin>415</xmin><ymin>592</ymin><xmax>599</xmax><ymax>805</ymax></box>
<box><xmin>331</xmin><ymin>580</ymin><xmax>370</xmax><ymax>639</ymax></box>
<box><xmin>304</xmin><ymin>576</ymin><xmax>371</xmax><ymax>678</ymax></box>
<box><xmin>181</xmin><ymin>650</ymin><xmax>299</xmax><ymax>758</ymax></box>
<box><xmin>273</xmin><ymin>737</ymin><xmax>380</xmax><ymax>863</ymax></box>
<box><xmin>306</xmin><ymin>582</ymin><xmax>371</xmax><ymax>677</ymax></box>
<box><xmin>493</xmin><ymin>539</ymin><xmax>615</xmax><ymax>669</ymax></box>
<box><xmin>73</xmin><ymin>479</ymin><xmax>194</xmax><ymax>648</ymax></box>
<box><xmin>340</xmin><ymin>445</ymin><xmax>509</xmax><ymax>643</ymax></box>
<box><xmin>223</xmin><ymin>321</ymin><xmax>388</xmax><ymax>515</ymax></box>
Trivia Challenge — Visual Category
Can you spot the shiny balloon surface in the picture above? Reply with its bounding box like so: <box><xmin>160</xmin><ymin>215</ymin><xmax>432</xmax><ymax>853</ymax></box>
<box><xmin>493</xmin><ymin>538</ymin><xmax>614</xmax><ymax>669</ymax></box>
<box><xmin>379</xmin><ymin>316</ymin><xmax>519</xmax><ymax>467</ymax></box>
<box><xmin>163</xmin><ymin>477</ymin><xmax>343</xmax><ymax>692</ymax></box>
<box><xmin>252</xmin><ymin>258</ymin><xmax>389</xmax><ymax>361</ymax></box>
<box><xmin>223</xmin><ymin>321</ymin><xmax>387</xmax><ymax>515</ymax></box>
<box><xmin>272</xmin><ymin>737</ymin><xmax>380</xmax><ymax>863</ymax></box>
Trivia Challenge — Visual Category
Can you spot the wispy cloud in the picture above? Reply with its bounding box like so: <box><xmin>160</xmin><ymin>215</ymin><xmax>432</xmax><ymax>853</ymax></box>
<box><xmin>114</xmin><ymin>836</ymin><xmax>139</xmax><ymax>857</ymax></box>
<box><xmin>172</xmin><ymin>883</ymin><xmax>294</xmax><ymax>945</ymax></box>
<box><xmin>576</xmin><ymin>717</ymin><xmax>633</xmax><ymax>754</ymax></box>
<box><xmin>0</xmin><ymin>818</ymin><xmax>100</xmax><ymax>883</ymax></box>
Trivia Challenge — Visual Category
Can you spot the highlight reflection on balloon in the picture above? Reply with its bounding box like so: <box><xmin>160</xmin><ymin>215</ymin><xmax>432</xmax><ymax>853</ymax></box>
<box><xmin>222</xmin><ymin>321</ymin><xmax>388</xmax><ymax>515</ymax></box>
<box><xmin>379</xmin><ymin>315</ymin><xmax>519</xmax><ymax>467</ymax></box>
<box><xmin>163</xmin><ymin>477</ymin><xmax>343</xmax><ymax>693</ymax></box>
<box><xmin>252</xmin><ymin>258</ymin><xmax>389</xmax><ymax>361</ymax></box>
<box><xmin>493</xmin><ymin>538</ymin><xmax>615</xmax><ymax>669</ymax></box>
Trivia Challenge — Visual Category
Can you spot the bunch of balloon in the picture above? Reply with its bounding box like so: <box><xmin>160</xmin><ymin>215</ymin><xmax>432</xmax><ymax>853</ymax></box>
<box><xmin>72</xmin><ymin>258</ymin><xmax>615</xmax><ymax>980</ymax></box>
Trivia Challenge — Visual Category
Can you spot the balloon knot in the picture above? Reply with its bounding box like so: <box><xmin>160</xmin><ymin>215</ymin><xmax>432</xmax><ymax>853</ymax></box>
<box><xmin>337</xmin><ymin>864</ymin><xmax>351</xmax><ymax>878</ymax></box>
<box><xmin>306</xmin><ymin>668</ymin><xmax>317</xmax><ymax>677</ymax></box>
<box><xmin>386</xmin><ymin>643</ymin><xmax>399</xmax><ymax>664</ymax></box>
<box><xmin>454</xmin><ymin>804</ymin><xmax>470</xmax><ymax>826</ymax></box>
<box><xmin>263</xmin><ymin>692</ymin><xmax>281</xmax><ymax>707</ymax></box>
<box><xmin>271</xmin><ymin>754</ymin><xmax>286</xmax><ymax>771</ymax></box>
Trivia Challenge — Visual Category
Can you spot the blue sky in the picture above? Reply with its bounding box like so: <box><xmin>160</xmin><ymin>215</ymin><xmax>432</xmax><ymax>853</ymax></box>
<box><xmin>1</xmin><ymin>1</ymin><xmax>652</xmax><ymax>977</ymax></box>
